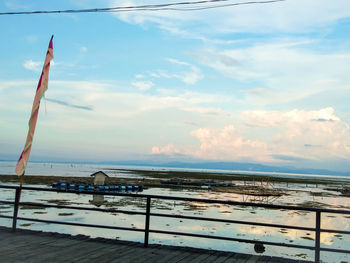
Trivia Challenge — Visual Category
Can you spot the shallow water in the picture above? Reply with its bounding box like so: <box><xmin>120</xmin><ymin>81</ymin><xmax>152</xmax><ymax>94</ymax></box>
<box><xmin>1</xmin><ymin>161</ymin><xmax>350</xmax><ymax>262</ymax></box>
<box><xmin>0</xmin><ymin>181</ymin><xmax>349</xmax><ymax>262</ymax></box>
<box><xmin>2</xmin><ymin>161</ymin><xmax>350</xmax><ymax>181</ymax></box>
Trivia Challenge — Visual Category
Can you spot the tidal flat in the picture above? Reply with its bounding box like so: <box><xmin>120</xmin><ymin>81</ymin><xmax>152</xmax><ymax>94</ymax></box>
<box><xmin>0</xmin><ymin>169</ymin><xmax>350</xmax><ymax>262</ymax></box>
<box><xmin>1</xmin><ymin>168</ymin><xmax>350</xmax><ymax>202</ymax></box>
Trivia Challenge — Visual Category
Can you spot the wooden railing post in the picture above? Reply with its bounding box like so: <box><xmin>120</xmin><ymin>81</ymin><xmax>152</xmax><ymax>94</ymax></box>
<box><xmin>144</xmin><ymin>197</ymin><xmax>151</xmax><ymax>247</ymax></box>
<box><xmin>315</xmin><ymin>210</ymin><xmax>321</xmax><ymax>263</ymax></box>
<box><xmin>12</xmin><ymin>187</ymin><xmax>21</xmax><ymax>232</ymax></box>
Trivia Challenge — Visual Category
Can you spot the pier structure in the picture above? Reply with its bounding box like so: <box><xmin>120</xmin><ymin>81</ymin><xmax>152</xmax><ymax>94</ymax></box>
<box><xmin>0</xmin><ymin>227</ymin><xmax>310</xmax><ymax>263</ymax></box>
<box><xmin>0</xmin><ymin>185</ymin><xmax>349</xmax><ymax>263</ymax></box>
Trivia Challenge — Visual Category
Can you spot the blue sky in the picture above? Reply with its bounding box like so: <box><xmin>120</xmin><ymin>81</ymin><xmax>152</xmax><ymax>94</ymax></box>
<box><xmin>1</xmin><ymin>0</ymin><xmax>350</xmax><ymax>171</ymax></box>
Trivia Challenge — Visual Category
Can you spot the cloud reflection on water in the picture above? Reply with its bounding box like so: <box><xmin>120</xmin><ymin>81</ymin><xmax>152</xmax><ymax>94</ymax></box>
<box><xmin>0</xmin><ymin>183</ymin><xmax>349</xmax><ymax>262</ymax></box>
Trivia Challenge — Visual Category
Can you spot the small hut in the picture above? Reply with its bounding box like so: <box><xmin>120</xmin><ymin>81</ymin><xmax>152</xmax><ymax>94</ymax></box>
<box><xmin>90</xmin><ymin>171</ymin><xmax>109</xmax><ymax>186</ymax></box>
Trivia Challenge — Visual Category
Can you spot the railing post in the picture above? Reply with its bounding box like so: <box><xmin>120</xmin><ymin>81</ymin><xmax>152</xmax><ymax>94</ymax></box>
<box><xmin>144</xmin><ymin>197</ymin><xmax>151</xmax><ymax>247</ymax></box>
<box><xmin>12</xmin><ymin>187</ymin><xmax>21</xmax><ymax>232</ymax></box>
<box><xmin>315</xmin><ymin>210</ymin><xmax>321</xmax><ymax>263</ymax></box>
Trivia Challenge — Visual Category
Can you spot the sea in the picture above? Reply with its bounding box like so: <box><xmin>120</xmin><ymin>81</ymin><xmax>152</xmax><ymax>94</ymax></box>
<box><xmin>0</xmin><ymin>160</ymin><xmax>349</xmax><ymax>262</ymax></box>
<box><xmin>1</xmin><ymin>160</ymin><xmax>350</xmax><ymax>182</ymax></box>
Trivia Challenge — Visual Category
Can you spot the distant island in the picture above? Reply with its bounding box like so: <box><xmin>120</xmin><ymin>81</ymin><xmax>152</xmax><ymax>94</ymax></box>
<box><xmin>81</xmin><ymin>160</ymin><xmax>350</xmax><ymax>178</ymax></box>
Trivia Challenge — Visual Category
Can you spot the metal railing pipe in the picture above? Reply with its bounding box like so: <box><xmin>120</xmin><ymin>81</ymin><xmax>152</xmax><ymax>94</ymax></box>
<box><xmin>144</xmin><ymin>197</ymin><xmax>151</xmax><ymax>247</ymax></box>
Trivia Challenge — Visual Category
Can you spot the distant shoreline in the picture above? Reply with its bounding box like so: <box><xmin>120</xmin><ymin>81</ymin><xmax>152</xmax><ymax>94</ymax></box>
<box><xmin>1</xmin><ymin>160</ymin><xmax>349</xmax><ymax>179</ymax></box>
<box><xmin>1</xmin><ymin>167</ymin><xmax>349</xmax><ymax>186</ymax></box>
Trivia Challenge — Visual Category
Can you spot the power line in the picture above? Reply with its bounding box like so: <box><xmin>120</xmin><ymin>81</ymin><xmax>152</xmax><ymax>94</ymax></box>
<box><xmin>0</xmin><ymin>0</ymin><xmax>286</xmax><ymax>16</ymax></box>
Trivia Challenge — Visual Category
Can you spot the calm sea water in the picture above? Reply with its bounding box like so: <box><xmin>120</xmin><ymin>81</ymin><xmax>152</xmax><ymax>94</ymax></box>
<box><xmin>1</xmin><ymin>160</ymin><xmax>350</xmax><ymax>181</ymax></box>
<box><xmin>0</xmin><ymin>161</ymin><xmax>349</xmax><ymax>262</ymax></box>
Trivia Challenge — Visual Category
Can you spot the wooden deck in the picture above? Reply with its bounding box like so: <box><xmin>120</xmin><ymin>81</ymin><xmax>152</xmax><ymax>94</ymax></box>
<box><xmin>0</xmin><ymin>227</ymin><xmax>311</xmax><ymax>263</ymax></box>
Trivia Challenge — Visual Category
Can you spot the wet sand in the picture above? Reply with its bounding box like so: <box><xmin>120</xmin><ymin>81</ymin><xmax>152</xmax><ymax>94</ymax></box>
<box><xmin>1</xmin><ymin>169</ymin><xmax>349</xmax><ymax>201</ymax></box>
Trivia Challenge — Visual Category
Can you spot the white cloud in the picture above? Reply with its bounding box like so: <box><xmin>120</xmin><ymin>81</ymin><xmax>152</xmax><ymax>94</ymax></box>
<box><xmin>152</xmin><ymin>125</ymin><xmax>272</xmax><ymax>162</ymax></box>
<box><xmin>111</xmin><ymin>0</ymin><xmax>189</xmax><ymax>27</ymax></box>
<box><xmin>0</xmin><ymin>79</ymin><xmax>216</xmax><ymax>120</ymax></box>
<box><xmin>23</xmin><ymin>60</ymin><xmax>42</xmax><ymax>72</ymax></box>
<box><xmin>190</xmin><ymin>125</ymin><xmax>272</xmax><ymax>162</ymax></box>
<box><xmin>110</xmin><ymin>0</ymin><xmax>350</xmax><ymax>36</ymax></box>
<box><xmin>151</xmin><ymin>143</ymin><xmax>180</xmax><ymax>155</ymax></box>
<box><xmin>243</xmin><ymin>107</ymin><xmax>340</xmax><ymax>128</ymax></box>
<box><xmin>132</xmin><ymin>81</ymin><xmax>154</xmax><ymax>91</ymax></box>
<box><xmin>0</xmin><ymin>78</ymin><xmax>222</xmax><ymax>160</ymax></box>
<box><xmin>243</xmin><ymin>107</ymin><xmax>350</xmax><ymax>160</ymax></box>
<box><xmin>152</xmin><ymin>107</ymin><xmax>350</xmax><ymax>164</ymax></box>
<box><xmin>183</xmin><ymin>107</ymin><xmax>230</xmax><ymax>116</ymax></box>
<box><xmin>149</xmin><ymin>58</ymin><xmax>203</xmax><ymax>85</ymax></box>
<box><xmin>23</xmin><ymin>59</ymin><xmax>56</xmax><ymax>73</ymax></box>
<box><xmin>166</xmin><ymin>58</ymin><xmax>190</xmax><ymax>66</ymax></box>
<box><xmin>246</xmin><ymin>87</ymin><xmax>267</xmax><ymax>96</ymax></box>
<box><xmin>190</xmin><ymin>42</ymin><xmax>350</xmax><ymax>106</ymax></box>
<box><xmin>180</xmin><ymin>66</ymin><xmax>202</xmax><ymax>85</ymax></box>
<box><xmin>4</xmin><ymin>79</ymin><xmax>350</xmax><ymax>167</ymax></box>
<box><xmin>189</xmin><ymin>48</ymin><xmax>263</xmax><ymax>81</ymax></box>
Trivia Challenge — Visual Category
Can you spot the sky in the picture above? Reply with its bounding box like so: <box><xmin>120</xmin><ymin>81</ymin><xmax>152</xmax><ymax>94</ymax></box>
<box><xmin>1</xmin><ymin>0</ymin><xmax>350</xmax><ymax>172</ymax></box>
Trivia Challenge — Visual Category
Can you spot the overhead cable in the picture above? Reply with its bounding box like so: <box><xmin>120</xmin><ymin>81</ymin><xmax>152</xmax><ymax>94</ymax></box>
<box><xmin>0</xmin><ymin>0</ymin><xmax>286</xmax><ymax>16</ymax></box>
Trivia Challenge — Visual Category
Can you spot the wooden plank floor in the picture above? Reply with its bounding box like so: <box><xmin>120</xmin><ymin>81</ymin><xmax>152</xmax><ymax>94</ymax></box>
<box><xmin>0</xmin><ymin>227</ymin><xmax>311</xmax><ymax>263</ymax></box>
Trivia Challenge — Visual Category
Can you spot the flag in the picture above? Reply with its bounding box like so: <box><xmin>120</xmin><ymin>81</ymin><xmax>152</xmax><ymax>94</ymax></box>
<box><xmin>15</xmin><ymin>36</ymin><xmax>54</xmax><ymax>176</ymax></box>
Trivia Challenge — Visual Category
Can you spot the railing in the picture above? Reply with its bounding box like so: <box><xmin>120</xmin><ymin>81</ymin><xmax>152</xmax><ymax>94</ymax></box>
<box><xmin>0</xmin><ymin>185</ymin><xmax>349</xmax><ymax>263</ymax></box>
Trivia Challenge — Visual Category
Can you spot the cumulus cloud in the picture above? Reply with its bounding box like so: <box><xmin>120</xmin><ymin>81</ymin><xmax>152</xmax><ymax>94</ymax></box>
<box><xmin>152</xmin><ymin>125</ymin><xmax>274</xmax><ymax>163</ymax></box>
<box><xmin>1</xmin><ymin>78</ymin><xmax>224</xmax><ymax>161</ymax></box>
<box><xmin>151</xmin><ymin>143</ymin><xmax>181</xmax><ymax>155</ymax></box>
<box><xmin>190</xmin><ymin>125</ymin><xmax>272</xmax><ymax>162</ymax></box>
<box><xmin>152</xmin><ymin>107</ymin><xmax>350</xmax><ymax>164</ymax></box>
<box><xmin>242</xmin><ymin>107</ymin><xmax>350</xmax><ymax>160</ymax></box>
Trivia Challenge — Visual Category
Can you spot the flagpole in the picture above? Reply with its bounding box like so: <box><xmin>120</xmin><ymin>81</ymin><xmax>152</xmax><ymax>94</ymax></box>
<box><xmin>13</xmin><ymin>36</ymin><xmax>54</xmax><ymax>231</ymax></box>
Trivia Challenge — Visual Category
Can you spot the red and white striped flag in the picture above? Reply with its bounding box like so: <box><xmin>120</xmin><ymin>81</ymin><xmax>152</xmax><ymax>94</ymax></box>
<box><xmin>15</xmin><ymin>36</ymin><xmax>54</xmax><ymax>176</ymax></box>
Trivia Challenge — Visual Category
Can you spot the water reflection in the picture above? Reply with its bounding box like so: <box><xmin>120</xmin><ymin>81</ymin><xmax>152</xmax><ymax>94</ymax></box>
<box><xmin>89</xmin><ymin>194</ymin><xmax>105</xmax><ymax>207</ymax></box>
<box><xmin>0</xmin><ymin>184</ymin><xmax>349</xmax><ymax>262</ymax></box>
